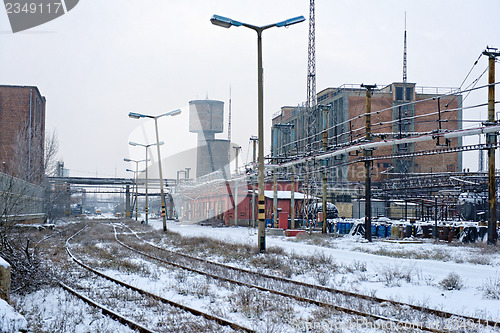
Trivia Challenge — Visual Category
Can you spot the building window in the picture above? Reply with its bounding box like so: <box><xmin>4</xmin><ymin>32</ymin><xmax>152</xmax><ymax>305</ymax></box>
<box><xmin>447</xmin><ymin>164</ymin><xmax>455</xmax><ymax>172</ymax></box>
<box><xmin>405</xmin><ymin>87</ymin><xmax>413</xmax><ymax>101</ymax></box>
<box><xmin>395</xmin><ymin>87</ymin><xmax>403</xmax><ymax>101</ymax></box>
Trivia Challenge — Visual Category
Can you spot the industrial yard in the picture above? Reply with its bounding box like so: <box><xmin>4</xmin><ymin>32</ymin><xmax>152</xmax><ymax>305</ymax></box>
<box><xmin>1</xmin><ymin>0</ymin><xmax>500</xmax><ymax>332</ymax></box>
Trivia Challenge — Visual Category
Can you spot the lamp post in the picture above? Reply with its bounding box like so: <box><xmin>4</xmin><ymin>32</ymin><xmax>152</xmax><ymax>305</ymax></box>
<box><xmin>210</xmin><ymin>14</ymin><xmax>305</xmax><ymax>252</ymax></box>
<box><xmin>124</xmin><ymin>158</ymin><xmax>147</xmax><ymax>221</ymax></box>
<box><xmin>129</xmin><ymin>141</ymin><xmax>163</xmax><ymax>225</ymax></box>
<box><xmin>129</xmin><ymin>109</ymin><xmax>181</xmax><ymax>232</ymax></box>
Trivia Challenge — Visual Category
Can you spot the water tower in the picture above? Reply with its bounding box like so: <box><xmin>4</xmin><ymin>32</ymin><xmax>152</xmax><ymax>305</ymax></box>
<box><xmin>189</xmin><ymin>99</ymin><xmax>230</xmax><ymax>178</ymax></box>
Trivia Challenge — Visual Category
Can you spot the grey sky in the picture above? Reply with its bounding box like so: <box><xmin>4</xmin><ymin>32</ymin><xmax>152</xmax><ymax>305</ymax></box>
<box><xmin>0</xmin><ymin>0</ymin><xmax>498</xmax><ymax>178</ymax></box>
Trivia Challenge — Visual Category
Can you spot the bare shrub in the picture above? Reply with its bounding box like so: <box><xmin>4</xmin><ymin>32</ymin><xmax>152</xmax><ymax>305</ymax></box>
<box><xmin>379</xmin><ymin>264</ymin><xmax>417</xmax><ymax>287</ymax></box>
<box><xmin>439</xmin><ymin>272</ymin><xmax>463</xmax><ymax>290</ymax></box>
<box><xmin>478</xmin><ymin>275</ymin><xmax>500</xmax><ymax>299</ymax></box>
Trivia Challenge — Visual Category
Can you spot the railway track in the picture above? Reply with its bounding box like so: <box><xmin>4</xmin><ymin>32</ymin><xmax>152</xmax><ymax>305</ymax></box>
<box><xmin>64</xmin><ymin>225</ymin><xmax>254</xmax><ymax>333</ymax></box>
<box><xmin>116</xmin><ymin>222</ymin><xmax>500</xmax><ymax>333</ymax></box>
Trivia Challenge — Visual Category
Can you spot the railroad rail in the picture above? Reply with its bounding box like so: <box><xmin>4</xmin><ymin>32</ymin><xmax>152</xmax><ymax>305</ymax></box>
<box><xmin>116</xmin><ymin>222</ymin><xmax>500</xmax><ymax>332</ymax></box>
<box><xmin>65</xmin><ymin>225</ymin><xmax>254</xmax><ymax>333</ymax></box>
<box><xmin>114</xmin><ymin>224</ymin><xmax>449</xmax><ymax>332</ymax></box>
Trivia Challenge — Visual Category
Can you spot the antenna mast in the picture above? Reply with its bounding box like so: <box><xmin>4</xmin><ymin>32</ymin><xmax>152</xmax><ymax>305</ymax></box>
<box><xmin>403</xmin><ymin>12</ymin><xmax>407</xmax><ymax>84</ymax></box>
<box><xmin>228</xmin><ymin>85</ymin><xmax>232</xmax><ymax>142</ymax></box>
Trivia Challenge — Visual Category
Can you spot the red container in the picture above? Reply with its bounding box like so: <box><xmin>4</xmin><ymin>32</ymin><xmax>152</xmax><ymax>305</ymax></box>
<box><xmin>279</xmin><ymin>212</ymin><xmax>289</xmax><ymax>230</ymax></box>
<box><xmin>285</xmin><ymin>229</ymin><xmax>306</xmax><ymax>237</ymax></box>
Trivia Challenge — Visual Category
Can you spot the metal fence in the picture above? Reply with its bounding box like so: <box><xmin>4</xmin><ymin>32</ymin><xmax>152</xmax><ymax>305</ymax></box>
<box><xmin>0</xmin><ymin>172</ymin><xmax>45</xmax><ymax>221</ymax></box>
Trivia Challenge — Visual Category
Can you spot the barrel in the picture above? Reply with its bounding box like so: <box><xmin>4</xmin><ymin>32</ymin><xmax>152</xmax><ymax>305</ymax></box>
<box><xmin>405</xmin><ymin>225</ymin><xmax>414</xmax><ymax>238</ymax></box>
<box><xmin>377</xmin><ymin>225</ymin><xmax>387</xmax><ymax>238</ymax></box>
<box><xmin>346</xmin><ymin>222</ymin><xmax>353</xmax><ymax>234</ymax></box>
<box><xmin>391</xmin><ymin>225</ymin><xmax>402</xmax><ymax>238</ymax></box>
<box><xmin>421</xmin><ymin>225</ymin><xmax>432</xmax><ymax>238</ymax></box>
<box><xmin>371</xmin><ymin>225</ymin><xmax>377</xmax><ymax>237</ymax></box>
<box><xmin>336</xmin><ymin>222</ymin><xmax>343</xmax><ymax>234</ymax></box>
<box><xmin>386</xmin><ymin>225</ymin><xmax>392</xmax><ymax>237</ymax></box>
<box><xmin>442</xmin><ymin>226</ymin><xmax>450</xmax><ymax>241</ymax></box>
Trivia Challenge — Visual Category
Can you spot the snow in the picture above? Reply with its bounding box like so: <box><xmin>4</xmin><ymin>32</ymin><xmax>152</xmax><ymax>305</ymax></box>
<box><xmin>148</xmin><ymin>218</ymin><xmax>500</xmax><ymax>322</ymax></box>
<box><xmin>0</xmin><ymin>299</ymin><xmax>27</xmax><ymax>333</ymax></box>
<box><xmin>0</xmin><ymin>256</ymin><xmax>9</xmax><ymax>269</ymax></box>
<box><xmin>7</xmin><ymin>216</ymin><xmax>500</xmax><ymax>332</ymax></box>
<box><xmin>262</xmin><ymin>190</ymin><xmax>310</xmax><ymax>200</ymax></box>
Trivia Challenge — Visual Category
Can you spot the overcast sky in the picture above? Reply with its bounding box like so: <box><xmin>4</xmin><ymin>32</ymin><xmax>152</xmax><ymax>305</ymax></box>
<box><xmin>0</xmin><ymin>0</ymin><xmax>498</xmax><ymax>179</ymax></box>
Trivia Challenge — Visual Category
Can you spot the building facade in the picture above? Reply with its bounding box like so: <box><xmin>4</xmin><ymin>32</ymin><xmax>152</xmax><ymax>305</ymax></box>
<box><xmin>271</xmin><ymin>82</ymin><xmax>463</xmax><ymax>185</ymax></box>
<box><xmin>0</xmin><ymin>85</ymin><xmax>46</xmax><ymax>183</ymax></box>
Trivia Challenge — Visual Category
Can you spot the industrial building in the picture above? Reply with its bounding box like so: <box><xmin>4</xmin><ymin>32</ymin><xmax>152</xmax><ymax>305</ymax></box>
<box><xmin>271</xmin><ymin>82</ymin><xmax>463</xmax><ymax>183</ymax></box>
<box><xmin>0</xmin><ymin>85</ymin><xmax>46</xmax><ymax>183</ymax></box>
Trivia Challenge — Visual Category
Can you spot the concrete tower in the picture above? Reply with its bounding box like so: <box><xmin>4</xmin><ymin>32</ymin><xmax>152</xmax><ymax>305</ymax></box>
<box><xmin>189</xmin><ymin>99</ymin><xmax>230</xmax><ymax>178</ymax></box>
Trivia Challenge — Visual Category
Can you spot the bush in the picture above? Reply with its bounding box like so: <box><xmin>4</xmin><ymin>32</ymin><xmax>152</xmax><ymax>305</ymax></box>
<box><xmin>439</xmin><ymin>272</ymin><xmax>463</xmax><ymax>290</ymax></box>
<box><xmin>479</xmin><ymin>275</ymin><xmax>500</xmax><ymax>299</ymax></box>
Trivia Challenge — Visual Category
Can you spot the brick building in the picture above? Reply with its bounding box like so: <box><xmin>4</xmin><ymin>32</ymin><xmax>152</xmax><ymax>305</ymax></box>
<box><xmin>271</xmin><ymin>82</ymin><xmax>463</xmax><ymax>184</ymax></box>
<box><xmin>0</xmin><ymin>85</ymin><xmax>46</xmax><ymax>183</ymax></box>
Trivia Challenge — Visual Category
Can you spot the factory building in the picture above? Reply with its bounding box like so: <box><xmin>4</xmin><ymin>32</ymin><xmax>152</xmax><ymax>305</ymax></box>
<box><xmin>271</xmin><ymin>82</ymin><xmax>463</xmax><ymax>184</ymax></box>
<box><xmin>0</xmin><ymin>85</ymin><xmax>46</xmax><ymax>183</ymax></box>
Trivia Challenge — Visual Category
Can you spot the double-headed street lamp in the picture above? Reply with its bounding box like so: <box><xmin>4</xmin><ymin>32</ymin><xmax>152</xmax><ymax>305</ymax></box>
<box><xmin>210</xmin><ymin>14</ymin><xmax>305</xmax><ymax>252</ymax></box>
<box><xmin>124</xmin><ymin>158</ymin><xmax>148</xmax><ymax>221</ymax></box>
<box><xmin>129</xmin><ymin>141</ymin><xmax>163</xmax><ymax>225</ymax></box>
<box><xmin>129</xmin><ymin>109</ymin><xmax>181</xmax><ymax>232</ymax></box>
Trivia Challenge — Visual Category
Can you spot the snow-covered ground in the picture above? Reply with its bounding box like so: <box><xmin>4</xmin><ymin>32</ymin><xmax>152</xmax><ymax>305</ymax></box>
<box><xmin>148</xmin><ymin>219</ymin><xmax>500</xmax><ymax>322</ymax></box>
<box><xmin>0</xmin><ymin>299</ymin><xmax>27</xmax><ymax>333</ymax></box>
<box><xmin>4</xmin><ymin>216</ymin><xmax>500</xmax><ymax>332</ymax></box>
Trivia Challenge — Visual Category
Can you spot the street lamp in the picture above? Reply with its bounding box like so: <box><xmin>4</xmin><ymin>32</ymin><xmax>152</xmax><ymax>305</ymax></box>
<box><xmin>129</xmin><ymin>141</ymin><xmax>163</xmax><ymax>225</ymax></box>
<box><xmin>211</xmin><ymin>14</ymin><xmax>305</xmax><ymax>252</ymax></box>
<box><xmin>124</xmin><ymin>158</ymin><xmax>148</xmax><ymax>221</ymax></box>
<box><xmin>129</xmin><ymin>109</ymin><xmax>181</xmax><ymax>232</ymax></box>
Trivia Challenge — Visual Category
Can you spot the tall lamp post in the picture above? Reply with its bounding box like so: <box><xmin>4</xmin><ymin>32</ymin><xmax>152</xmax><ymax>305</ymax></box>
<box><xmin>129</xmin><ymin>109</ymin><xmax>181</xmax><ymax>232</ymax></box>
<box><xmin>210</xmin><ymin>14</ymin><xmax>305</xmax><ymax>252</ymax></box>
<box><xmin>124</xmin><ymin>157</ymin><xmax>147</xmax><ymax>221</ymax></box>
<box><xmin>129</xmin><ymin>141</ymin><xmax>163</xmax><ymax>225</ymax></box>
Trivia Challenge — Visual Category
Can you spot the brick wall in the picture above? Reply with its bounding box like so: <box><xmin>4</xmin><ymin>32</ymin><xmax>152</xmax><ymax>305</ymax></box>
<box><xmin>0</xmin><ymin>85</ymin><xmax>46</xmax><ymax>181</ymax></box>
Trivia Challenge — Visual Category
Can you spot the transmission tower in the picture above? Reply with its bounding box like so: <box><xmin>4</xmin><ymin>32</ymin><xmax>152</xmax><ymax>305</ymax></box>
<box><xmin>306</xmin><ymin>0</ymin><xmax>316</xmax><ymax>112</ymax></box>
<box><xmin>304</xmin><ymin>0</ymin><xmax>318</xmax><ymax>227</ymax></box>
<box><xmin>306</xmin><ymin>0</ymin><xmax>317</xmax><ymax>153</ymax></box>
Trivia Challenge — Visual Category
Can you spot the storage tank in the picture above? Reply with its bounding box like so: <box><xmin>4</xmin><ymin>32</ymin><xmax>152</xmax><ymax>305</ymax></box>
<box><xmin>189</xmin><ymin>99</ymin><xmax>230</xmax><ymax>178</ymax></box>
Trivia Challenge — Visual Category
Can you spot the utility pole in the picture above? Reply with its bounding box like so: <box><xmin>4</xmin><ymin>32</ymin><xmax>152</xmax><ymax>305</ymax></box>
<box><xmin>250</xmin><ymin>136</ymin><xmax>258</xmax><ymax>229</ymax></box>
<box><xmin>233</xmin><ymin>146</ymin><xmax>241</xmax><ymax>174</ymax></box>
<box><xmin>321</xmin><ymin>104</ymin><xmax>329</xmax><ymax>234</ymax></box>
<box><xmin>250</xmin><ymin>136</ymin><xmax>258</xmax><ymax>165</ymax></box>
<box><xmin>291</xmin><ymin>165</ymin><xmax>295</xmax><ymax>229</ymax></box>
<box><xmin>233</xmin><ymin>145</ymin><xmax>241</xmax><ymax>227</ymax></box>
<box><xmin>483</xmin><ymin>47</ymin><xmax>500</xmax><ymax>245</ymax></box>
<box><xmin>273</xmin><ymin>170</ymin><xmax>278</xmax><ymax>228</ymax></box>
<box><xmin>362</xmin><ymin>84</ymin><xmax>376</xmax><ymax>242</ymax></box>
<box><xmin>125</xmin><ymin>185</ymin><xmax>131</xmax><ymax>218</ymax></box>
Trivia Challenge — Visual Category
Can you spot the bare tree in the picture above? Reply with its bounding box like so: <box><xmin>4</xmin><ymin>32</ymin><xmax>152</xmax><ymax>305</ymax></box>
<box><xmin>43</xmin><ymin>128</ymin><xmax>59</xmax><ymax>178</ymax></box>
<box><xmin>0</xmin><ymin>123</ymin><xmax>58</xmax><ymax>294</ymax></box>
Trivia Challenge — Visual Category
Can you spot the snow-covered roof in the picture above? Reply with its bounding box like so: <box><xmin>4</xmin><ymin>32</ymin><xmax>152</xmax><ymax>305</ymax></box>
<box><xmin>262</xmin><ymin>190</ymin><xmax>312</xmax><ymax>200</ymax></box>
